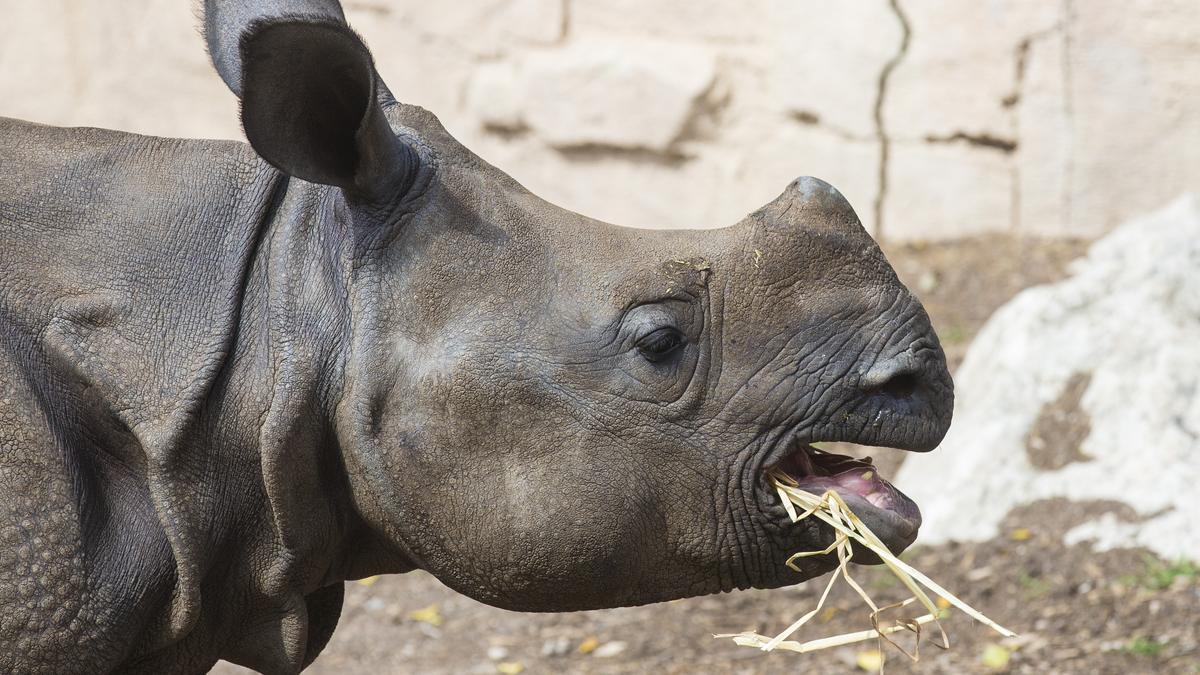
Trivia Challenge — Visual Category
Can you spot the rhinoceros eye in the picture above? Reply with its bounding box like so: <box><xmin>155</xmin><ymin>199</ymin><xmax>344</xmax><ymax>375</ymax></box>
<box><xmin>636</xmin><ymin>327</ymin><xmax>686</xmax><ymax>363</ymax></box>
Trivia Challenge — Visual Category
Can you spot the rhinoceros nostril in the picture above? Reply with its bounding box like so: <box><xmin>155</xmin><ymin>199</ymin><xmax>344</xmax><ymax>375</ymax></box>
<box><xmin>860</xmin><ymin>355</ymin><xmax>924</xmax><ymax>401</ymax></box>
<box><xmin>869</xmin><ymin>371</ymin><xmax>919</xmax><ymax>399</ymax></box>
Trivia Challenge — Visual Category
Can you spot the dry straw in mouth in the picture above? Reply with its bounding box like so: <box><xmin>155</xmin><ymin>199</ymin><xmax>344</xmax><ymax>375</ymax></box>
<box><xmin>715</xmin><ymin>470</ymin><xmax>1015</xmax><ymax>669</ymax></box>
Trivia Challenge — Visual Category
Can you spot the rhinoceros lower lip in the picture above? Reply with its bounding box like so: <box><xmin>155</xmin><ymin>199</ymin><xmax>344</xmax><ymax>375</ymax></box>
<box><xmin>763</xmin><ymin>443</ymin><xmax>922</xmax><ymax>556</ymax></box>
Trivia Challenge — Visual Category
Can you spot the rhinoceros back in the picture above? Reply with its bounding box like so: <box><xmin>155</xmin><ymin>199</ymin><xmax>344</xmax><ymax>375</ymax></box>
<box><xmin>0</xmin><ymin>118</ymin><xmax>277</xmax><ymax>431</ymax></box>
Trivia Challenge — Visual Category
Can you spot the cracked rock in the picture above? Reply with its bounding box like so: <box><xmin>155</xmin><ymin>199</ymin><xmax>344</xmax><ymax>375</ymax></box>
<box><xmin>768</xmin><ymin>0</ymin><xmax>901</xmax><ymax>139</ymax></box>
<box><xmin>1014</xmin><ymin>27</ymin><xmax>1071</xmax><ymax>236</ymax></box>
<box><xmin>885</xmin><ymin>1</ymin><xmax>1061</xmax><ymax>140</ymax></box>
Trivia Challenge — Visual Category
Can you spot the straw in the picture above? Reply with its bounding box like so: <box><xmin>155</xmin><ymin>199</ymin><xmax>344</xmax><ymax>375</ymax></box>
<box><xmin>716</xmin><ymin>470</ymin><xmax>1016</xmax><ymax>670</ymax></box>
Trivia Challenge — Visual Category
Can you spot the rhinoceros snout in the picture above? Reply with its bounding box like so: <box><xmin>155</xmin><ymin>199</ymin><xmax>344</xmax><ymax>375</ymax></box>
<box><xmin>852</xmin><ymin>335</ymin><xmax>954</xmax><ymax>452</ymax></box>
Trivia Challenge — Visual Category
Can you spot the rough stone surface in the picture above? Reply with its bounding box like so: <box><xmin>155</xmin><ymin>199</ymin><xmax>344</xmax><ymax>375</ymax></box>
<box><xmin>886</xmin><ymin>0</ymin><xmax>1060</xmax><ymax>140</ymax></box>
<box><xmin>894</xmin><ymin>194</ymin><xmax>1200</xmax><ymax>561</ymax></box>
<box><xmin>571</xmin><ymin>0</ymin><xmax>768</xmax><ymax>42</ymax></box>
<box><xmin>1065</xmin><ymin>0</ymin><xmax>1200</xmax><ymax>235</ymax></box>
<box><xmin>768</xmin><ymin>0</ymin><xmax>900</xmax><ymax>139</ymax></box>
<box><xmin>469</xmin><ymin>38</ymin><xmax>717</xmax><ymax>152</ymax></box>
<box><xmin>1015</xmin><ymin>28</ymin><xmax>1071</xmax><ymax>236</ymax></box>
<box><xmin>1</xmin><ymin>0</ymin><xmax>1198</xmax><ymax>237</ymax></box>
<box><xmin>464</xmin><ymin>62</ymin><xmax>526</xmax><ymax>132</ymax></box>
<box><xmin>0</xmin><ymin>0</ymin><xmax>239</xmax><ymax>140</ymax></box>
<box><xmin>369</xmin><ymin>0</ymin><xmax>566</xmax><ymax>55</ymax></box>
<box><xmin>884</xmin><ymin>142</ymin><xmax>1012</xmax><ymax>240</ymax></box>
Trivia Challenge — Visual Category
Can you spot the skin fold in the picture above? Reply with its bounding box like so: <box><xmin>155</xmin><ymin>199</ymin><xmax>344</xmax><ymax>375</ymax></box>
<box><xmin>0</xmin><ymin>1</ymin><xmax>952</xmax><ymax>672</ymax></box>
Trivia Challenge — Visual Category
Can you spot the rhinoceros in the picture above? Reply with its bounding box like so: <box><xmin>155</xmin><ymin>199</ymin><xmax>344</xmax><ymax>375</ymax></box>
<box><xmin>0</xmin><ymin>1</ymin><xmax>952</xmax><ymax>672</ymax></box>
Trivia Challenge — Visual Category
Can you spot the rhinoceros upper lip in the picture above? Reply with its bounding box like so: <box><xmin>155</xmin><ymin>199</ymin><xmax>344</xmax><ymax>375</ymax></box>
<box><xmin>760</xmin><ymin>441</ymin><xmax>922</xmax><ymax>555</ymax></box>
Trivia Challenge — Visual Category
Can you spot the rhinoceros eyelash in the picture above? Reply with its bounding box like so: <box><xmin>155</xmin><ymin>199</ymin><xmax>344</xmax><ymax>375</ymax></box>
<box><xmin>635</xmin><ymin>327</ymin><xmax>687</xmax><ymax>362</ymax></box>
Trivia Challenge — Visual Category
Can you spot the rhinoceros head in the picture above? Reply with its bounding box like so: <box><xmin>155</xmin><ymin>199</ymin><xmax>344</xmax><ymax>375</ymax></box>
<box><xmin>205</xmin><ymin>2</ymin><xmax>952</xmax><ymax>611</ymax></box>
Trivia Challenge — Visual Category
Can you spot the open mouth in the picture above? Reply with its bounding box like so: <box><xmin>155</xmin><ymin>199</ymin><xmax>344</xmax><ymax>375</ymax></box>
<box><xmin>762</xmin><ymin>442</ymin><xmax>921</xmax><ymax>562</ymax></box>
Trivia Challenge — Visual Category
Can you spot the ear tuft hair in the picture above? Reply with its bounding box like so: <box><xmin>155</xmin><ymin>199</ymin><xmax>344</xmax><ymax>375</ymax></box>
<box><xmin>201</xmin><ymin>0</ymin><xmax>347</xmax><ymax>96</ymax></box>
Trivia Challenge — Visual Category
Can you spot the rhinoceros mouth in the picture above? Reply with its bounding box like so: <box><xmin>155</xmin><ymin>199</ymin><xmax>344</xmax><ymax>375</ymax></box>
<box><xmin>758</xmin><ymin>442</ymin><xmax>921</xmax><ymax>562</ymax></box>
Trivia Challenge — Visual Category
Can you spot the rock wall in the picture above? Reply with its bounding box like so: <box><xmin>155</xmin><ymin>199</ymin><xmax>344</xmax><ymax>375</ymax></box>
<box><xmin>1</xmin><ymin>0</ymin><xmax>1197</xmax><ymax>240</ymax></box>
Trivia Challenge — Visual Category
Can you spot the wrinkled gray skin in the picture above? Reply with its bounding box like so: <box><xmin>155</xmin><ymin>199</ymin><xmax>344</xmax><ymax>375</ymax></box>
<box><xmin>0</xmin><ymin>1</ymin><xmax>952</xmax><ymax>673</ymax></box>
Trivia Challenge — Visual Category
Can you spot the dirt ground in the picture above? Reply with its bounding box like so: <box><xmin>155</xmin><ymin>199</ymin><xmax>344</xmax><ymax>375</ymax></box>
<box><xmin>217</xmin><ymin>235</ymin><xmax>1199</xmax><ymax>674</ymax></box>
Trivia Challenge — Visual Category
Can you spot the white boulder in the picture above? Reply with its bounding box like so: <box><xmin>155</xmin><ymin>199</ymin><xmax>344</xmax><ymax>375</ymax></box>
<box><xmin>895</xmin><ymin>194</ymin><xmax>1200</xmax><ymax>560</ymax></box>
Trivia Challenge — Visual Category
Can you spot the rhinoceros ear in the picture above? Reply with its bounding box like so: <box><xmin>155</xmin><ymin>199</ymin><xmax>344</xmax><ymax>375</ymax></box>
<box><xmin>235</xmin><ymin>19</ymin><xmax>416</xmax><ymax>200</ymax></box>
<box><xmin>203</xmin><ymin>0</ymin><xmax>347</xmax><ymax>97</ymax></box>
